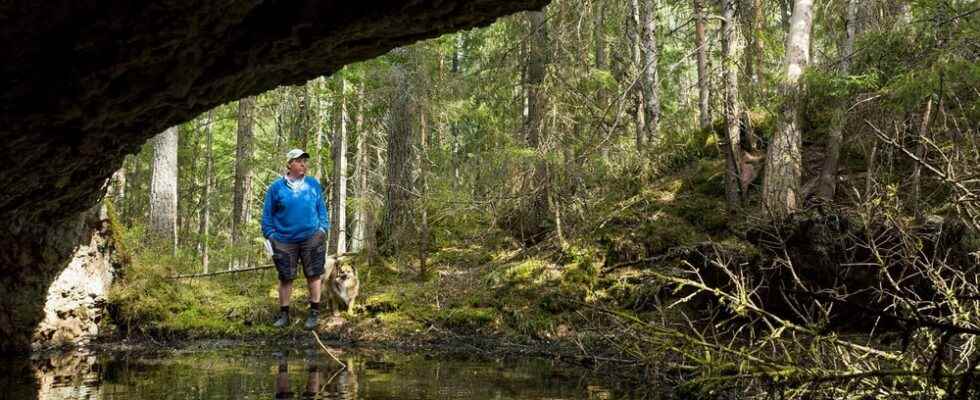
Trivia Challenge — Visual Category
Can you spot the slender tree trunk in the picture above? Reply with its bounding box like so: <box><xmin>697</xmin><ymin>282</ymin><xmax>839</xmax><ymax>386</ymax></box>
<box><xmin>149</xmin><ymin>126</ymin><xmax>179</xmax><ymax>253</ymax></box>
<box><xmin>628</xmin><ymin>0</ymin><xmax>646</xmax><ymax>148</ymax></box>
<box><xmin>816</xmin><ymin>0</ymin><xmax>858</xmax><ymax>200</ymax></box>
<box><xmin>232</xmin><ymin>97</ymin><xmax>255</xmax><ymax>269</ymax></box>
<box><xmin>451</xmin><ymin>33</ymin><xmax>464</xmax><ymax>189</ymax></box>
<box><xmin>418</xmin><ymin>110</ymin><xmax>429</xmax><ymax>279</ymax></box>
<box><xmin>694</xmin><ymin>0</ymin><xmax>711</xmax><ymax>131</ymax></box>
<box><xmin>330</xmin><ymin>78</ymin><xmax>349</xmax><ymax>255</ymax></box>
<box><xmin>721</xmin><ymin>0</ymin><xmax>742</xmax><ymax>208</ymax></box>
<box><xmin>351</xmin><ymin>83</ymin><xmax>370</xmax><ymax>254</ymax></box>
<box><xmin>290</xmin><ymin>84</ymin><xmax>310</xmax><ymax>150</ymax></box>
<box><xmin>911</xmin><ymin>98</ymin><xmax>933</xmax><ymax>215</ymax></box>
<box><xmin>751</xmin><ymin>0</ymin><xmax>765</xmax><ymax>101</ymax></box>
<box><xmin>741</xmin><ymin>0</ymin><xmax>765</xmax><ymax>107</ymax></box>
<box><xmin>314</xmin><ymin>80</ymin><xmax>327</xmax><ymax>181</ymax></box>
<box><xmin>763</xmin><ymin>0</ymin><xmax>814</xmax><ymax>218</ymax></box>
<box><xmin>523</xmin><ymin>10</ymin><xmax>551</xmax><ymax>241</ymax></box>
<box><xmin>453</xmin><ymin>32</ymin><xmax>465</xmax><ymax>73</ymax></box>
<box><xmin>198</xmin><ymin>112</ymin><xmax>214</xmax><ymax>272</ymax></box>
<box><xmin>524</xmin><ymin>11</ymin><xmax>548</xmax><ymax>148</ymax></box>
<box><xmin>594</xmin><ymin>1</ymin><xmax>606</xmax><ymax>69</ymax></box>
<box><xmin>179</xmin><ymin>123</ymin><xmax>202</xmax><ymax>242</ymax></box>
<box><xmin>381</xmin><ymin>64</ymin><xmax>417</xmax><ymax>253</ymax></box>
<box><xmin>639</xmin><ymin>0</ymin><xmax>661</xmax><ymax>144</ymax></box>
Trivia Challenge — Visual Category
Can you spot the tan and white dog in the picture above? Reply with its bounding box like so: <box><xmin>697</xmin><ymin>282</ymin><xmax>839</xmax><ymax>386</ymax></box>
<box><xmin>324</xmin><ymin>255</ymin><xmax>359</xmax><ymax>316</ymax></box>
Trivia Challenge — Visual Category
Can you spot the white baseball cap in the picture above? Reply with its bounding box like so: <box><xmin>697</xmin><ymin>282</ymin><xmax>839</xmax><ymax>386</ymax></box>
<box><xmin>286</xmin><ymin>148</ymin><xmax>310</xmax><ymax>162</ymax></box>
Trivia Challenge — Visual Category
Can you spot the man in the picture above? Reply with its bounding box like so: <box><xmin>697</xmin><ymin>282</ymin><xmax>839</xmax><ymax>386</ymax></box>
<box><xmin>262</xmin><ymin>148</ymin><xmax>330</xmax><ymax>329</ymax></box>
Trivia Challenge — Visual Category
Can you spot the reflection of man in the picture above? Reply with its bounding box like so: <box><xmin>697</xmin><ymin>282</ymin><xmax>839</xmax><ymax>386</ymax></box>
<box><xmin>274</xmin><ymin>353</ymin><xmax>322</xmax><ymax>399</ymax></box>
<box><xmin>275</xmin><ymin>358</ymin><xmax>294</xmax><ymax>399</ymax></box>
<box><xmin>262</xmin><ymin>148</ymin><xmax>330</xmax><ymax>330</ymax></box>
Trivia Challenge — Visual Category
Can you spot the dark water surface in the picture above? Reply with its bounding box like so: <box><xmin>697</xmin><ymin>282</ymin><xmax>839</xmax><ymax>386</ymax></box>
<box><xmin>8</xmin><ymin>344</ymin><xmax>628</xmax><ymax>400</ymax></box>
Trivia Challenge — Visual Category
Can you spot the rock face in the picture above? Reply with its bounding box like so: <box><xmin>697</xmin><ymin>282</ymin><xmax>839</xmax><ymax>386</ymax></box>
<box><xmin>0</xmin><ymin>0</ymin><xmax>549</xmax><ymax>353</ymax></box>
<box><xmin>32</xmin><ymin>206</ymin><xmax>118</xmax><ymax>349</ymax></box>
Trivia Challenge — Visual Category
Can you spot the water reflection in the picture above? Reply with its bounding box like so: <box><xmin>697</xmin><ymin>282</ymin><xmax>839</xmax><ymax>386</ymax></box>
<box><xmin>0</xmin><ymin>350</ymin><xmax>102</xmax><ymax>400</ymax></box>
<box><xmin>274</xmin><ymin>350</ymin><xmax>356</xmax><ymax>399</ymax></box>
<box><xmin>14</xmin><ymin>345</ymin><xmax>620</xmax><ymax>399</ymax></box>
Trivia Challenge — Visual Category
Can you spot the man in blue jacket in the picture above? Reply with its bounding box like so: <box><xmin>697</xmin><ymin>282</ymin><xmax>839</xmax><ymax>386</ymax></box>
<box><xmin>262</xmin><ymin>148</ymin><xmax>330</xmax><ymax>329</ymax></box>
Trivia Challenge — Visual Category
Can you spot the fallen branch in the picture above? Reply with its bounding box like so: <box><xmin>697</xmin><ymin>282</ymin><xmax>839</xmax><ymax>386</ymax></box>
<box><xmin>170</xmin><ymin>264</ymin><xmax>274</xmax><ymax>279</ymax></box>
<box><xmin>170</xmin><ymin>254</ymin><xmax>357</xmax><ymax>279</ymax></box>
<box><xmin>312</xmin><ymin>331</ymin><xmax>348</xmax><ymax>369</ymax></box>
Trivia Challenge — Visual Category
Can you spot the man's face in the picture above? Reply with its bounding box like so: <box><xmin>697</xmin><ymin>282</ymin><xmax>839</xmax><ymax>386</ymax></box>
<box><xmin>288</xmin><ymin>157</ymin><xmax>309</xmax><ymax>176</ymax></box>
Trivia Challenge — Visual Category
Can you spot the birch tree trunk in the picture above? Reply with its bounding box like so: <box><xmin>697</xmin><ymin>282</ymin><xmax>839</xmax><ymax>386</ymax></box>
<box><xmin>198</xmin><ymin>112</ymin><xmax>214</xmax><ymax>272</ymax></box>
<box><xmin>721</xmin><ymin>0</ymin><xmax>742</xmax><ymax>208</ymax></box>
<box><xmin>694</xmin><ymin>0</ymin><xmax>711</xmax><ymax>131</ymax></box>
<box><xmin>350</xmin><ymin>83</ymin><xmax>370</xmax><ymax>254</ymax></box>
<box><xmin>418</xmin><ymin>109</ymin><xmax>429</xmax><ymax>279</ymax></box>
<box><xmin>232</xmin><ymin>97</ymin><xmax>255</xmax><ymax>269</ymax></box>
<box><xmin>763</xmin><ymin>0</ymin><xmax>814</xmax><ymax>217</ymax></box>
<box><xmin>330</xmin><ymin>78</ymin><xmax>349</xmax><ymax>255</ymax></box>
<box><xmin>451</xmin><ymin>33</ymin><xmax>464</xmax><ymax>189</ymax></box>
<box><xmin>815</xmin><ymin>0</ymin><xmax>858</xmax><ymax>200</ymax></box>
<box><xmin>149</xmin><ymin>126</ymin><xmax>179</xmax><ymax>253</ymax></box>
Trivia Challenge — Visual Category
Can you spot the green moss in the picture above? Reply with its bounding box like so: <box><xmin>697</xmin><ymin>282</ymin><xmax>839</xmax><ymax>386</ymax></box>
<box><xmin>364</xmin><ymin>292</ymin><xmax>401</xmax><ymax>313</ymax></box>
<box><xmin>639</xmin><ymin>213</ymin><xmax>701</xmax><ymax>255</ymax></box>
<box><xmin>374</xmin><ymin>312</ymin><xmax>423</xmax><ymax>334</ymax></box>
<box><xmin>430</xmin><ymin>245</ymin><xmax>493</xmax><ymax>268</ymax></box>
<box><xmin>665</xmin><ymin>195</ymin><xmax>729</xmax><ymax>233</ymax></box>
<box><xmin>485</xmin><ymin>259</ymin><xmax>559</xmax><ymax>289</ymax></box>
<box><xmin>558</xmin><ymin>249</ymin><xmax>600</xmax><ymax>302</ymax></box>
<box><xmin>437</xmin><ymin>306</ymin><xmax>498</xmax><ymax>331</ymax></box>
<box><xmin>684</xmin><ymin>159</ymin><xmax>726</xmax><ymax>197</ymax></box>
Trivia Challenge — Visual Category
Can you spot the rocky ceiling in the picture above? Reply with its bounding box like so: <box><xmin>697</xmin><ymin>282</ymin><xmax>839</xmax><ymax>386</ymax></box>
<box><xmin>1</xmin><ymin>0</ymin><xmax>548</xmax><ymax>222</ymax></box>
<box><xmin>0</xmin><ymin>0</ymin><xmax>548</xmax><ymax>353</ymax></box>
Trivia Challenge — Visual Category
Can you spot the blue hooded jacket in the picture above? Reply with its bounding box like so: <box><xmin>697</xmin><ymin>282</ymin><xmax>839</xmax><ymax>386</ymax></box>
<box><xmin>261</xmin><ymin>175</ymin><xmax>330</xmax><ymax>243</ymax></box>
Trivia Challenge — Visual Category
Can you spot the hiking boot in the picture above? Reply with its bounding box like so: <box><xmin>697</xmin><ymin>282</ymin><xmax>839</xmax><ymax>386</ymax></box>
<box><xmin>273</xmin><ymin>311</ymin><xmax>290</xmax><ymax>328</ymax></box>
<box><xmin>304</xmin><ymin>309</ymin><xmax>320</xmax><ymax>330</ymax></box>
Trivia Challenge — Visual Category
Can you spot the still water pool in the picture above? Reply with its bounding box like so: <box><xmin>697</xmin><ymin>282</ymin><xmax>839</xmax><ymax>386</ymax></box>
<box><xmin>13</xmin><ymin>344</ymin><xmax>627</xmax><ymax>399</ymax></box>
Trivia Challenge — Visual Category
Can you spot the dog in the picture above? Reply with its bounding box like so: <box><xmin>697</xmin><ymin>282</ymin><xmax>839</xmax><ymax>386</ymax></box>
<box><xmin>325</xmin><ymin>255</ymin><xmax>359</xmax><ymax>316</ymax></box>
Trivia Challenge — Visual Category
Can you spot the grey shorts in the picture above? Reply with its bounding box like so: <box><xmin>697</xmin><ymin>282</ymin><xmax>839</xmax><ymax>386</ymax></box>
<box><xmin>270</xmin><ymin>232</ymin><xmax>326</xmax><ymax>282</ymax></box>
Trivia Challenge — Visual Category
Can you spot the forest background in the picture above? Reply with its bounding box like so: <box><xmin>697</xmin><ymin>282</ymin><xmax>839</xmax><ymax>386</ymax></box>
<box><xmin>105</xmin><ymin>0</ymin><xmax>980</xmax><ymax>398</ymax></box>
